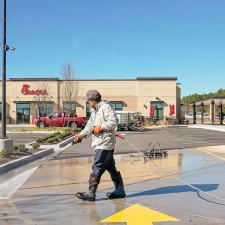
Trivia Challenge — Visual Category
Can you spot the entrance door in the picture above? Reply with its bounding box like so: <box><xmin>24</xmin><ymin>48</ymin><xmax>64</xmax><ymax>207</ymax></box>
<box><xmin>150</xmin><ymin>101</ymin><xmax>164</xmax><ymax>120</ymax></box>
<box><xmin>16</xmin><ymin>103</ymin><xmax>30</xmax><ymax>124</ymax></box>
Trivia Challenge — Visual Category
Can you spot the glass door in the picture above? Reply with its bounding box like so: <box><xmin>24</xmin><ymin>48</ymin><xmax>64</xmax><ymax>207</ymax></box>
<box><xmin>150</xmin><ymin>101</ymin><xmax>164</xmax><ymax>120</ymax></box>
<box><xmin>16</xmin><ymin>103</ymin><xmax>30</xmax><ymax>124</ymax></box>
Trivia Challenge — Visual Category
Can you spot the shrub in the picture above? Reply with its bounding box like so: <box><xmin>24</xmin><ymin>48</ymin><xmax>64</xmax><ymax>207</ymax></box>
<box><xmin>36</xmin><ymin>131</ymin><xmax>73</xmax><ymax>145</ymax></box>
<box><xmin>0</xmin><ymin>149</ymin><xmax>11</xmax><ymax>158</ymax></box>
<box><xmin>14</xmin><ymin>144</ymin><xmax>27</xmax><ymax>152</ymax></box>
<box><xmin>59</xmin><ymin>131</ymin><xmax>72</xmax><ymax>140</ymax></box>
<box><xmin>37</xmin><ymin>136</ymin><xmax>49</xmax><ymax>143</ymax></box>
<box><xmin>64</xmin><ymin>128</ymin><xmax>72</xmax><ymax>133</ymax></box>
<box><xmin>48</xmin><ymin>132</ymin><xmax>61</xmax><ymax>138</ymax></box>
<box><xmin>37</xmin><ymin>132</ymin><xmax>61</xmax><ymax>143</ymax></box>
<box><xmin>31</xmin><ymin>143</ymin><xmax>40</xmax><ymax>151</ymax></box>
<box><xmin>47</xmin><ymin>137</ymin><xmax>57</xmax><ymax>143</ymax></box>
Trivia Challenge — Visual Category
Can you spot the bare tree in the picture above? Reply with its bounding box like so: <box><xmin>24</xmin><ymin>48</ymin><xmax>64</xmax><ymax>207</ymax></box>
<box><xmin>33</xmin><ymin>82</ymin><xmax>51</xmax><ymax>117</ymax></box>
<box><xmin>62</xmin><ymin>64</ymin><xmax>79</xmax><ymax>117</ymax></box>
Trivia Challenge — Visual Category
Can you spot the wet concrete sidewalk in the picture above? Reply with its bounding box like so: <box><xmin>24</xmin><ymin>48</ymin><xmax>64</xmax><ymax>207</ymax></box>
<box><xmin>0</xmin><ymin>147</ymin><xmax>225</xmax><ymax>225</ymax></box>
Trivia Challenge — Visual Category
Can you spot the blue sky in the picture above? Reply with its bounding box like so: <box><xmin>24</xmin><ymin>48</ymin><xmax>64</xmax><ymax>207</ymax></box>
<box><xmin>3</xmin><ymin>0</ymin><xmax>225</xmax><ymax>96</ymax></box>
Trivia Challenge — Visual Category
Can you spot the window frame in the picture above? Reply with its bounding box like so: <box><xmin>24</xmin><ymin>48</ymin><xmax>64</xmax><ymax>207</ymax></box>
<box><xmin>110</xmin><ymin>101</ymin><xmax>123</xmax><ymax>111</ymax></box>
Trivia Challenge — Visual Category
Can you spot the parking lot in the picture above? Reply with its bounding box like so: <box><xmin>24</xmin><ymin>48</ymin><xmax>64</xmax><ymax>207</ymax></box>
<box><xmin>0</xmin><ymin>127</ymin><xmax>225</xmax><ymax>225</ymax></box>
<box><xmin>64</xmin><ymin>127</ymin><xmax>225</xmax><ymax>156</ymax></box>
<box><xmin>6</xmin><ymin>133</ymin><xmax>46</xmax><ymax>145</ymax></box>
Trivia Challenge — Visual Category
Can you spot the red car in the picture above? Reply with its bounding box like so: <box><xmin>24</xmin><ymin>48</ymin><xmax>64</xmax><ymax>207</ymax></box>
<box><xmin>32</xmin><ymin>112</ymin><xmax>86</xmax><ymax>128</ymax></box>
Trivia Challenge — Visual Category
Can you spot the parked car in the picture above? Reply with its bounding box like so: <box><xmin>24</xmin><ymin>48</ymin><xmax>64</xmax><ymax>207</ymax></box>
<box><xmin>185</xmin><ymin>113</ymin><xmax>193</xmax><ymax>119</ymax></box>
<box><xmin>32</xmin><ymin>112</ymin><xmax>86</xmax><ymax>128</ymax></box>
<box><xmin>185</xmin><ymin>112</ymin><xmax>210</xmax><ymax>119</ymax></box>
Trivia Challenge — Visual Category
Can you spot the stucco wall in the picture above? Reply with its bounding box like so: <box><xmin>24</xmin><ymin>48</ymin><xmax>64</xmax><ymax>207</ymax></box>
<box><xmin>5</xmin><ymin>78</ymin><xmax>180</xmax><ymax>123</ymax></box>
<box><xmin>137</xmin><ymin>80</ymin><xmax>177</xmax><ymax>116</ymax></box>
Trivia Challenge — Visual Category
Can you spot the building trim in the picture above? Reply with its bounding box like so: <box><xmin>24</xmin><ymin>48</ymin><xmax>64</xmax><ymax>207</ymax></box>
<box><xmin>136</xmin><ymin>77</ymin><xmax>177</xmax><ymax>81</ymax></box>
<box><xmin>8</xmin><ymin>77</ymin><xmax>177</xmax><ymax>81</ymax></box>
<box><xmin>9</xmin><ymin>78</ymin><xmax>59</xmax><ymax>81</ymax></box>
<box><xmin>13</xmin><ymin>100</ymin><xmax>54</xmax><ymax>103</ymax></box>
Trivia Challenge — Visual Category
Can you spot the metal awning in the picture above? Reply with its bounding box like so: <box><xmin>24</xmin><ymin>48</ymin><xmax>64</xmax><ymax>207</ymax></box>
<box><xmin>62</xmin><ymin>101</ymin><xmax>83</xmax><ymax>108</ymax></box>
<box><xmin>13</xmin><ymin>100</ymin><xmax>54</xmax><ymax>103</ymax></box>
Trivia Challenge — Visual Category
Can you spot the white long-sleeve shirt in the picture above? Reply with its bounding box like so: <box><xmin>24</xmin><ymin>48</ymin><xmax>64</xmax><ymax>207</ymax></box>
<box><xmin>80</xmin><ymin>101</ymin><xmax>118</xmax><ymax>150</ymax></box>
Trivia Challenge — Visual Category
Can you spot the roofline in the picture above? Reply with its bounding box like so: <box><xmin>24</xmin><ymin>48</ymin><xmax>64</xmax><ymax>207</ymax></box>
<box><xmin>8</xmin><ymin>77</ymin><xmax>177</xmax><ymax>81</ymax></box>
<box><xmin>136</xmin><ymin>77</ymin><xmax>177</xmax><ymax>81</ymax></box>
<box><xmin>9</xmin><ymin>78</ymin><xmax>59</xmax><ymax>81</ymax></box>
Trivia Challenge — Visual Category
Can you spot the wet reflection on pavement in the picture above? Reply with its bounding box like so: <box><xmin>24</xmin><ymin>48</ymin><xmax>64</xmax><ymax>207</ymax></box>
<box><xmin>0</xmin><ymin>148</ymin><xmax>224</xmax><ymax>225</ymax></box>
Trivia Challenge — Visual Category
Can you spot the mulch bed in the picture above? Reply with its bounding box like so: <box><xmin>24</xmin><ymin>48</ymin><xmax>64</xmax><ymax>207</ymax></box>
<box><xmin>0</xmin><ymin>149</ymin><xmax>43</xmax><ymax>165</ymax></box>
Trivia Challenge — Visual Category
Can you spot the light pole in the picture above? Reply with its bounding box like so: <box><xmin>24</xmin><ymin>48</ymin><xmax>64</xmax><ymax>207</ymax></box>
<box><xmin>0</xmin><ymin>0</ymin><xmax>13</xmax><ymax>152</ymax></box>
<box><xmin>2</xmin><ymin>0</ymin><xmax>7</xmax><ymax>138</ymax></box>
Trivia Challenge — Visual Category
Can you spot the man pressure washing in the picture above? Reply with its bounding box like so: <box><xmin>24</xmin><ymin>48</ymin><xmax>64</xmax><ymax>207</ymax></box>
<box><xmin>74</xmin><ymin>90</ymin><xmax>126</xmax><ymax>202</ymax></box>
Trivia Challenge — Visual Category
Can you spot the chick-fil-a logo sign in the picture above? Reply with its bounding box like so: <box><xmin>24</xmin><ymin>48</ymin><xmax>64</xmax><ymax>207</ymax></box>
<box><xmin>21</xmin><ymin>84</ymin><xmax>48</xmax><ymax>95</ymax></box>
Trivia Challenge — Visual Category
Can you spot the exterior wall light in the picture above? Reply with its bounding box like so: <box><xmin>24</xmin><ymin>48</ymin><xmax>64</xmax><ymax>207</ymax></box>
<box><xmin>5</xmin><ymin>45</ymin><xmax>15</xmax><ymax>51</ymax></box>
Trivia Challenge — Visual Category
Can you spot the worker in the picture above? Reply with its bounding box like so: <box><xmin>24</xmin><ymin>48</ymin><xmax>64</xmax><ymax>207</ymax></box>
<box><xmin>74</xmin><ymin>90</ymin><xmax>126</xmax><ymax>202</ymax></box>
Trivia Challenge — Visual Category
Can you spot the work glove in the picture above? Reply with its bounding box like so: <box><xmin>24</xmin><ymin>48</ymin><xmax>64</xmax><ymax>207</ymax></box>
<box><xmin>73</xmin><ymin>134</ymin><xmax>83</xmax><ymax>143</ymax></box>
<box><xmin>92</xmin><ymin>126</ymin><xmax>103</xmax><ymax>135</ymax></box>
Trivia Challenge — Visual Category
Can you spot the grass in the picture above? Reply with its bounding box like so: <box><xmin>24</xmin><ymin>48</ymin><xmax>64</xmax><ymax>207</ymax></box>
<box><xmin>10</xmin><ymin>127</ymin><xmax>80</xmax><ymax>132</ymax></box>
<box><xmin>0</xmin><ymin>149</ymin><xmax>11</xmax><ymax>158</ymax></box>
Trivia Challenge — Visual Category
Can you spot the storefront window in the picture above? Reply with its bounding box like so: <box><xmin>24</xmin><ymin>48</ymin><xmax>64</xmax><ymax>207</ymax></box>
<box><xmin>39</xmin><ymin>103</ymin><xmax>53</xmax><ymax>117</ymax></box>
<box><xmin>86</xmin><ymin>102</ymin><xmax>91</xmax><ymax>117</ymax></box>
<box><xmin>16</xmin><ymin>103</ymin><xmax>30</xmax><ymax>124</ymax></box>
<box><xmin>63</xmin><ymin>102</ymin><xmax>76</xmax><ymax>116</ymax></box>
<box><xmin>150</xmin><ymin>101</ymin><xmax>164</xmax><ymax>120</ymax></box>
<box><xmin>110</xmin><ymin>101</ymin><xmax>123</xmax><ymax>111</ymax></box>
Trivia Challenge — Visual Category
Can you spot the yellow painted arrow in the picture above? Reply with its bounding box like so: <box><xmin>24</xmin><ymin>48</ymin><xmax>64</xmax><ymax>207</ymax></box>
<box><xmin>101</xmin><ymin>204</ymin><xmax>179</xmax><ymax>225</ymax></box>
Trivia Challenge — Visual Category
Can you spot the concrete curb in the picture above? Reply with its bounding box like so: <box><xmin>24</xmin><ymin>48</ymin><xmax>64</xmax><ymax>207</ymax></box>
<box><xmin>167</xmin><ymin>125</ymin><xmax>188</xmax><ymax>128</ymax></box>
<box><xmin>188</xmin><ymin>125</ymin><xmax>225</xmax><ymax>133</ymax></box>
<box><xmin>57</xmin><ymin>135</ymin><xmax>76</xmax><ymax>148</ymax></box>
<box><xmin>0</xmin><ymin>134</ymin><xmax>76</xmax><ymax>175</ymax></box>
<box><xmin>0</xmin><ymin>148</ymin><xmax>54</xmax><ymax>175</ymax></box>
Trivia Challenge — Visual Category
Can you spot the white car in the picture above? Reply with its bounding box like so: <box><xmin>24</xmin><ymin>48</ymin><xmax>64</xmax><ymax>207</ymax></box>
<box><xmin>185</xmin><ymin>112</ymin><xmax>210</xmax><ymax>119</ymax></box>
<box><xmin>185</xmin><ymin>113</ymin><xmax>193</xmax><ymax>119</ymax></box>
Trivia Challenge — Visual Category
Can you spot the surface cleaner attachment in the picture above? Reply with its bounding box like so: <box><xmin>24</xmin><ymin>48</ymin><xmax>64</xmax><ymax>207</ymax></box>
<box><xmin>144</xmin><ymin>142</ymin><xmax>168</xmax><ymax>159</ymax></box>
<box><xmin>130</xmin><ymin>142</ymin><xmax>168</xmax><ymax>163</ymax></box>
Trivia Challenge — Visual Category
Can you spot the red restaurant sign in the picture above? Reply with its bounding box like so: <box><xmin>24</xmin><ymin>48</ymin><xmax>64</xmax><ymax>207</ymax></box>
<box><xmin>21</xmin><ymin>84</ymin><xmax>48</xmax><ymax>95</ymax></box>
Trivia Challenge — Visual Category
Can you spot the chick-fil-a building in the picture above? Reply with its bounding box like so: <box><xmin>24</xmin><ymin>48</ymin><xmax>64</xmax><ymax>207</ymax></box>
<box><xmin>0</xmin><ymin>77</ymin><xmax>181</xmax><ymax>124</ymax></box>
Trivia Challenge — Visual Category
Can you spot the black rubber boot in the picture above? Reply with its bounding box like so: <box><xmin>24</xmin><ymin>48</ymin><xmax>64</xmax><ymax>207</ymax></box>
<box><xmin>107</xmin><ymin>171</ymin><xmax>126</xmax><ymax>199</ymax></box>
<box><xmin>76</xmin><ymin>174</ymin><xmax>99</xmax><ymax>202</ymax></box>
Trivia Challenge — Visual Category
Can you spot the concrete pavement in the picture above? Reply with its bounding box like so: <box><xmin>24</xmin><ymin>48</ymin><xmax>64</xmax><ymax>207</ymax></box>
<box><xmin>0</xmin><ymin>146</ymin><xmax>225</xmax><ymax>224</ymax></box>
<box><xmin>0</xmin><ymin>127</ymin><xmax>225</xmax><ymax>224</ymax></box>
<box><xmin>5</xmin><ymin>133</ymin><xmax>47</xmax><ymax>145</ymax></box>
<box><xmin>189</xmin><ymin>124</ymin><xmax>225</xmax><ymax>133</ymax></box>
